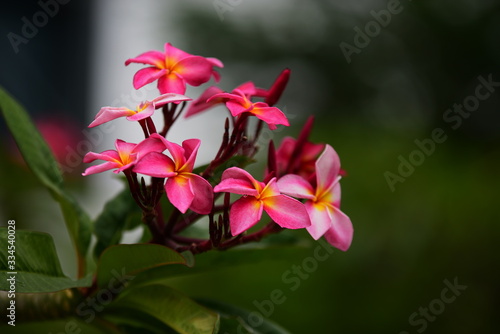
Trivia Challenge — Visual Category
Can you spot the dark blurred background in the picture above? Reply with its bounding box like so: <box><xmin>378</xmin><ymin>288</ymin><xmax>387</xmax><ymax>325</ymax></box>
<box><xmin>1</xmin><ymin>0</ymin><xmax>499</xmax><ymax>333</ymax></box>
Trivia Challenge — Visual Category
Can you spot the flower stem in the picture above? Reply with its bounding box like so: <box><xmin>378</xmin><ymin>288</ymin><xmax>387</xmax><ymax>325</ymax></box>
<box><xmin>146</xmin><ymin>117</ymin><xmax>157</xmax><ymax>134</ymax></box>
<box><xmin>142</xmin><ymin>209</ymin><xmax>164</xmax><ymax>244</ymax></box>
<box><xmin>201</xmin><ymin>114</ymin><xmax>249</xmax><ymax>178</ymax></box>
<box><xmin>124</xmin><ymin>171</ymin><xmax>148</xmax><ymax>211</ymax></box>
<box><xmin>138</xmin><ymin>119</ymin><xmax>150</xmax><ymax>138</ymax></box>
<box><xmin>164</xmin><ymin>208</ymin><xmax>181</xmax><ymax>238</ymax></box>
<box><xmin>177</xmin><ymin>221</ymin><xmax>282</xmax><ymax>255</ymax></box>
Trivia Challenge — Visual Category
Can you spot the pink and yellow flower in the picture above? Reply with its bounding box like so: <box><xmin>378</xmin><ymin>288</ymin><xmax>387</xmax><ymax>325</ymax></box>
<box><xmin>214</xmin><ymin>167</ymin><xmax>311</xmax><ymax>235</ymax></box>
<box><xmin>89</xmin><ymin>93</ymin><xmax>191</xmax><ymax>128</ymax></box>
<box><xmin>82</xmin><ymin>137</ymin><xmax>166</xmax><ymax>176</ymax></box>
<box><xmin>208</xmin><ymin>89</ymin><xmax>289</xmax><ymax>130</ymax></box>
<box><xmin>133</xmin><ymin>134</ymin><xmax>213</xmax><ymax>214</ymax></box>
<box><xmin>277</xmin><ymin>145</ymin><xmax>353</xmax><ymax>251</ymax></box>
<box><xmin>184</xmin><ymin>68</ymin><xmax>289</xmax><ymax>119</ymax></box>
<box><xmin>125</xmin><ymin>43</ymin><xmax>223</xmax><ymax>95</ymax></box>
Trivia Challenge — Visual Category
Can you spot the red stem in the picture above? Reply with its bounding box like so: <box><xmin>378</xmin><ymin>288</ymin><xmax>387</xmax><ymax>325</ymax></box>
<box><xmin>138</xmin><ymin>119</ymin><xmax>150</xmax><ymax>138</ymax></box>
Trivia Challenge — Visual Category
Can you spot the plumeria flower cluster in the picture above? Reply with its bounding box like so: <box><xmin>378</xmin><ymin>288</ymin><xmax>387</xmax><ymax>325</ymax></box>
<box><xmin>83</xmin><ymin>42</ymin><xmax>353</xmax><ymax>253</ymax></box>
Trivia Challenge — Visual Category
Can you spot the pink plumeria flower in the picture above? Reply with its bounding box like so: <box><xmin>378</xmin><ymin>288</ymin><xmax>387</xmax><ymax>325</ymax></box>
<box><xmin>125</xmin><ymin>43</ymin><xmax>223</xmax><ymax>95</ymax></box>
<box><xmin>185</xmin><ymin>68</ymin><xmax>288</xmax><ymax>118</ymax></box>
<box><xmin>82</xmin><ymin>137</ymin><xmax>166</xmax><ymax>176</ymax></box>
<box><xmin>89</xmin><ymin>93</ymin><xmax>191</xmax><ymax>128</ymax></box>
<box><xmin>133</xmin><ymin>134</ymin><xmax>213</xmax><ymax>214</ymax></box>
<box><xmin>214</xmin><ymin>167</ymin><xmax>311</xmax><ymax>236</ymax></box>
<box><xmin>208</xmin><ymin>89</ymin><xmax>289</xmax><ymax>130</ymax></box>
<box><xmin>277</xmin><ymin>145</ymin><xmax>353</xmax><ymax>251</ymax></box>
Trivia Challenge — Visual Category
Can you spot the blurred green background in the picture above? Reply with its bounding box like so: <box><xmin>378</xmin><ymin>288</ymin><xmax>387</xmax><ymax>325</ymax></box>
<box><xmin>1</xmin><ymin>0</ymin><xmax>499</xmax><ymax>333</ymax></box>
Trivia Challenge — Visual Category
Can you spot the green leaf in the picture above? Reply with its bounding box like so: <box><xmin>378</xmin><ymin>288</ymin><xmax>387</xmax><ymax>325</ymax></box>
<box><xmin>96</xmin><ymin>244</ymin><xmax>187</xmax><ymax>289</ymax></box>
<box><xmin>139</xmin><ymin>225</ymin><xmax>153</xmax><ymax>243</ymax></box>
<box><xmin>103</xmin><ymin>308</ymin><xmax>178</xmax><ymax>334</ymax></box>
<box><xmin>52</xmin><ymin>190</ymin><xmax>92</xmax><ymax>275</ymax></box>
<box><xmin>0</xmin><ymin>87</ymin><xmax>91</xmax><ymax>274</ymax></box>
<box><xmin>239</xmin><ymin>229</ymin><xmax>306</xmax><ymax>249</ymax></box>
<box><xmin>198</xmin><ymin>299</ymin><xmax>292</xmax><ymax>334</ymax></box>
<box><xmin>216</xmin><ymin>303</ymin><xmax>291</xmax><ymax>334</ymax></box>
<box><xmin>129</xmin><ymin>246</ymin><xmax>306</xmax><ymax>289</ymax></box>
<box><xmin>93</xmin><ymin>187</ymin><xmax>143</xmax><ymax>259</ymax></box>
<box><xmin>0</xmin><ymin>228</ymin><xmax>91</xmax><ymax>293</ymax></box>
<box><xmin>0</xmin><ymin>88</ymin><xmax>62</xmax><ymax>192</ymax></box>
<box><xmin>106</xmin><ymin>284</ymin><xmax>219</xmax><ymax>334</ymax></box>
<box><xmin>0</xmin><ymin>318</ymin><xmax>111</xmax><ymax>334</ymax></box>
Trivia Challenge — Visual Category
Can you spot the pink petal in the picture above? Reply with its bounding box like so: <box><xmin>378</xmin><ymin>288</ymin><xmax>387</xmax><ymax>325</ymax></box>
<box><xmin>132</xmin><ymin>67</ymin><xmax>167</xmax><ymax>90</ymax></box>
<box><xmin>115</xmin><ymin>140</ymin><xmax>136</xmax><ymax>157</ymax></box>
<box><xmin>318</xmin><ymin>180</ymin><xmax>341</xmax><ymax>208</ymax></box>
<box><xmin>126</xmin><ymin>104</ymin><xmax>155</xmax><ymax>121</ymax></box>
<box><xmin>206</xmin><ymin>57</ymin><xmax>223</xmax><ymax>68</ymax></box>
<box><xmin>214</xmin><ymin>167</ymin><xmax>262</xmax><ymax>196</ymax></box>
<box><xmin>275</xmin><ymin>137</ymin><xmax>295</xmax><ymax>171</ymax></box>
<box><xmin>115</xmin><ymin>161</ymin><xmax>136</xmax><ymax>173</ymax></box>
<box><xmin>164</xmin><ymin>43</ymin><xmax>191</xmax><ymax>66</ymax></box>
<box><xmin>147</xmin><ymin>133</ymin><xmax>170</xmax><ymax>147</ymax></box>
<box><xmin>185</xmin><ymin>86</ymin><xmax>225</xmax><ymax>118</ymax></box>
<box><xmin>305</xmin><ymin>202</ymin><xmax>333</xmax><ymax>240</ymax></box>
<box><xmin>276</xmin><ymin>137</ymin><xmax>295</xmax><ymax>159</ymax></box>
<box><xmin>181</xmin><ymin>139</ymin><xmax>201</xmax><ymax>172</ymax></box>
<box><xmin>259</xmin><ymin>178</ymin><xmax>281</xmax><ymax>199</ymax></box>
<box><xmin>133</xmin><ymin>152</ymin><xmax>176</xmax><ymax>178</ymax></box>
<box><xmin>174</xmin><ymin>56</ymin><xmax>214</xmax><ymax>86</ymax></box>
<box><xmin>89</xmin><ymin>107</ymin><xmax>133</xmax><ymax>127</ymax></box>
<box><xmin>214</xmin><ymin>178</ymin><xmax>260</xmax><ymax>197</ymax></box>
<box><xmin>207</xmin><ymin>92</ymin><xmax>243</xmax><ymax>104</ymax></box>
<box><xmin>276</xmin><ymin>174</ymin><xmax>315</xmax><ymax>199</ymax></box>
<box><xmin>303</xmin><ymin>141</ymin><xmax>325</xmax><ymax>161</ymax></box>
<box><xmin>316</xmin><ymin>144</ymin><xmax>341</xmax><ymax>191</ymax></box>
<box><xmin>332</xmin><ymin>181</ymin><xmax>341</xmax><ymax>208</ymax></box>
<box><xmin>254</xmin><ymin>87</ymin><xmax>268</xmax><ymax>97</ymax></box>
<box><xmin>93</xmin><ymin>106</ymin><xmax>127</xmax><ymax>121</ymax></box>
<box><xmin>235</xmin><ymin>81</ymin><xmax>256</xmax><ymax>96</ymax></box>
<box><xmin>165</xmin><ymin>175</ymin><xmax>194</xmax><ymax>213</ymax></box>
<box><xmin>157</xmin><ymin>72</ymin><xmax>186</xmax><ymax>95</ymax></box>
<box><xmin>211</xmin><ymin>70</ymin><xmax>221</xmax><ymax>83</ymax></box>
<box><xmin>164</xmin><ymin>140</ymin><xmax>186</xmax><ymax>170</ymax></box>
<box><xmin>133</xmin><ymin>135</ymin><xmax>167</xmax><ymax>158</ymax></box>
<box><xmin>324</xmin><ymin>209</ymin><xmax>353</xmax><ymax>251</ymax></box>
<box><xmin>229</xmin><ymin>196</ymin><xmax>263</xmax><ymax>235</ymax></box>
<box><xmin>82</xmin><ymin>161</ymin><xmax>120</xmax><ymax>176</ymax></box>
<box><xmin>207</xmin><ymin>56</ymin><xmax>224</xmax><ymax>82</ymax></box>
<box><xmin>83</xmin><ymin>150</ymin><xmax>119</xmax><ymax>164</ymax></box>
<box><xmin>152</xmin><ymin>93</ymin><xmax>192</xmax><ymax>108</ymax></box>
<box><xmin>251</xmin><ymin>104</ymin><xmax>289</xmax><ymax>127</ymax></box>
<box><xmin>263</xmin><ymin>195</ymin><xmax>311</xmax><ymax>229</ymax></box>
<box><xmin>200</xmin><ymin>86</ymin><xmax>225</xmax><ymax>99</ymax></box>
<box><xmin>265</xmin><ymin>68</ymin><xmax>290</xmax><ymax>106</ymax></box>
<box><xmin>226</xmin><ymin>100</ymin><xmax>253</xmax><ymax>117</ymax></box>
<box><xmin>185</xmin><ymin>174</ymin><xmax>213</xmax><ymax>214</ymax></box>
<box><xmin>125</xmin><ymin>50</ymin><xmax>165</xmax><ymax>67</ymax></box>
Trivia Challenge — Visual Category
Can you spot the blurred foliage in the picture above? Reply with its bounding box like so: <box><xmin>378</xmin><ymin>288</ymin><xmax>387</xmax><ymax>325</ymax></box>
<box><xmin>164</xmin><ymin>1</ymin><xmax>500</xmax><ymax>333</ymax></box>
<box><xmin>176</xmin><ymin>0</ymin><xmax>500</xmax><ymax>143</ymax></box>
